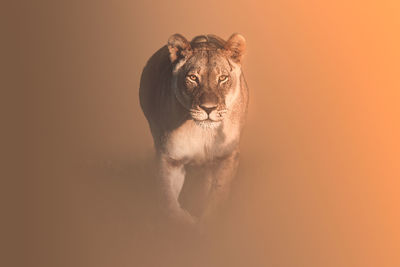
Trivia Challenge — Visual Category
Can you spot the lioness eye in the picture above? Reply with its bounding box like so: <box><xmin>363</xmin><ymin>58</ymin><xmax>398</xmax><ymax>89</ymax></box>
<box><xmin>219</xmin><ymin>75</ymin><xmax>228</xmax><ymax>82</ymax></box>
<box><xmin>188</xmin><ymin>74</ymin><xmax>198</xmax><ymax>81</ymax></box>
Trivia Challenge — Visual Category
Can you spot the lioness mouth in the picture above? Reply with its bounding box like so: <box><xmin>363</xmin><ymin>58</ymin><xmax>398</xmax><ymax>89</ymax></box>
<box><xmin>194</xmin><ymin>118</ymin><xmax>221</xmax><ymax>128</ymax></box>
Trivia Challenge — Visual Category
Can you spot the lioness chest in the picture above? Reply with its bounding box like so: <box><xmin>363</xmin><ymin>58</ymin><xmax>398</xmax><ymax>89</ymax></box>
<box><xmin>164</xmin><ymin>119</ymin><xmax>239</xmax><ymax>165</ymax></box>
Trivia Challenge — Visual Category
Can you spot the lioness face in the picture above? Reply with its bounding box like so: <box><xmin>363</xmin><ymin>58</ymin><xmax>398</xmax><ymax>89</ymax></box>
<box><xmin>174</xmin><ymin>51</ymin><xmax>238</xmax><ymax>126</ymax></box>
<box><xmin>168</xmin><ymin>34</ymin><xmax>246</xmax><ymax>128</ymax></box>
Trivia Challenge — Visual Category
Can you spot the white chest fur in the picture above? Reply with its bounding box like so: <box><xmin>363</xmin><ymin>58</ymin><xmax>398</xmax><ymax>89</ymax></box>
<box><xmin>165</xmin><ymin>119</ymin><xmax>239</xmax><ymax>164</ymax></box>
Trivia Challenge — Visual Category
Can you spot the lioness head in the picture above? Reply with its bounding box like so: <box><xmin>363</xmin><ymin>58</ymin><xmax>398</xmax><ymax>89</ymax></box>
<box><xmin>168</xmin><ymin>33</ymin><xmax>246</xmax><ymax>128</ymax></box>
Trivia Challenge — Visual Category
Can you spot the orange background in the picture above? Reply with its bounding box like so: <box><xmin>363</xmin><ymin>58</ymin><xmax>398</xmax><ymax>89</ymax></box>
<box><xmin>11</xmin><ymin>0</ymin><xmax>400</xmax><ymax>266</ymax></box>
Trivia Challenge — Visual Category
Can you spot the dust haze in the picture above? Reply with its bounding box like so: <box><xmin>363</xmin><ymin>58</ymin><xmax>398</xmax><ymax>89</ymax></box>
<box><xmin>7</xmin><ymin>0</ymin><xmax>400</xmax><ymax>267</ymax></box>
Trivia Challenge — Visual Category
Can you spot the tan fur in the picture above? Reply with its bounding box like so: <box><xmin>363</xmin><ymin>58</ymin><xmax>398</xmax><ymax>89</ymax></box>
<box><xmin>139</xmin><ymin>33</ymin><xmax>248</xmax><ymax>226</ymax></box>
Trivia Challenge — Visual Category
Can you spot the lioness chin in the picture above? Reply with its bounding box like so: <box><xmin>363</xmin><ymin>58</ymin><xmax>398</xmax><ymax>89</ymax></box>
<box><xmin>139</xmin><ymin>33</ymin><xmax>248</xmax><ymax>226</ymax></box>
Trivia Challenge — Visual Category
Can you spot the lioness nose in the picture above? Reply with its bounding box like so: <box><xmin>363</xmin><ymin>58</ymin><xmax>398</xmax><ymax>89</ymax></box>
<box><xmin>199</xmin><ymin>93</ymin><xmax>218</xmax><ymax>114</ymax></box>
<box><xmin>200</xmin><ymin>104</ymin><xmax>218</xmax><ymax>114</ymax></box>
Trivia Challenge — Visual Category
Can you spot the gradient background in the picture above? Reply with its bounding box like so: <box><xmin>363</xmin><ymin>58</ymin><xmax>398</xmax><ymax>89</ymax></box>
<box><xmin>7</xmin><ymin>0</ymin><xmax>400</xmax><ymax>266</ymax></box>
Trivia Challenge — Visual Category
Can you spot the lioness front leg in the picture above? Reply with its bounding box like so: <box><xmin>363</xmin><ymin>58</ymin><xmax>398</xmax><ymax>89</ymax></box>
<box><xmin>157</xmin><ymin>153</ymin><xmax>196</xmax><ymax>225</ymax></box>
<box><xmin>201</xmin><ymin>150</ymin><xmax>240</xmax><ymax>223</ymax></box>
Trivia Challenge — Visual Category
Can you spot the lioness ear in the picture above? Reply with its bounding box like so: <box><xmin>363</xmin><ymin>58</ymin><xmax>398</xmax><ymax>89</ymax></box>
<box><xmin>167</xmin><ymin>34</ymin><xmax>192</xmax><ymax>63</ymax></box>
<box><xmin>224</xmin><ymin>33</ymin><xmax>246</xmax><ymax>63</ymax></box>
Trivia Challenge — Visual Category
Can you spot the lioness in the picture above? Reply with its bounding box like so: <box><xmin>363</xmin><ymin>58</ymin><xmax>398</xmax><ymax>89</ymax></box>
<box><xmin>139</xmin><ymin>33</ymin><xmax>248</xmax><ymax>225</ymax></box>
